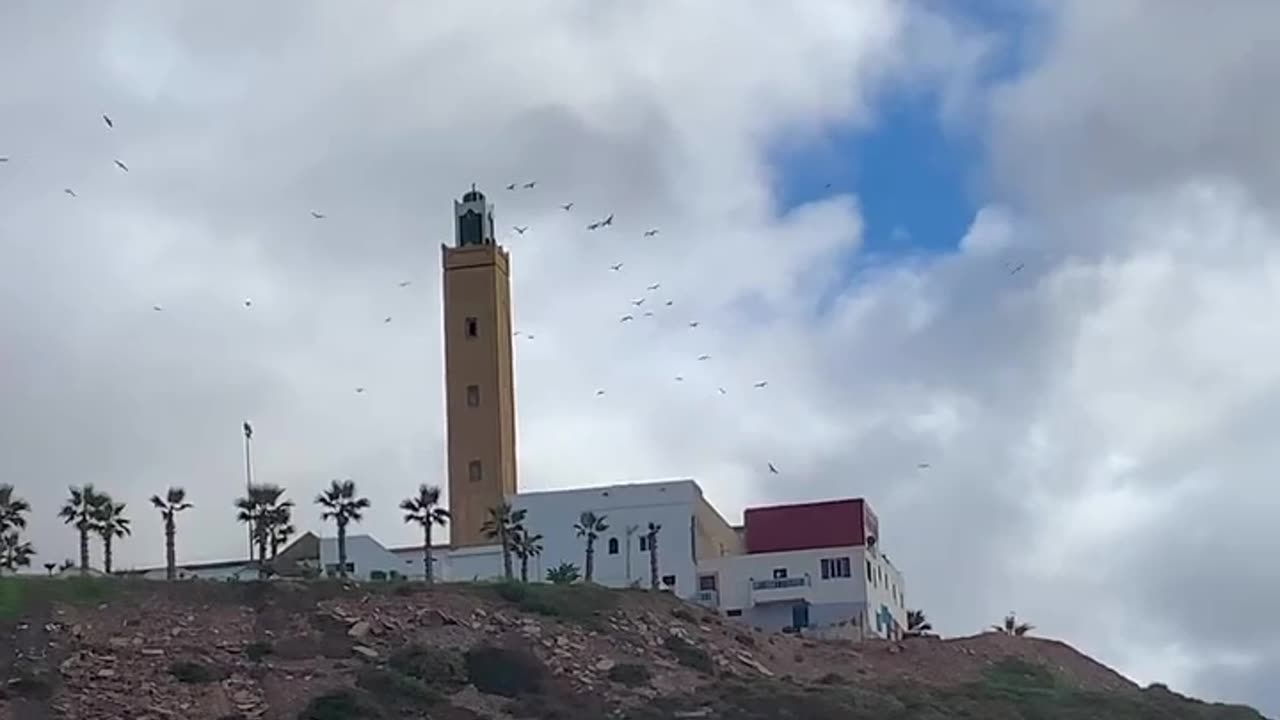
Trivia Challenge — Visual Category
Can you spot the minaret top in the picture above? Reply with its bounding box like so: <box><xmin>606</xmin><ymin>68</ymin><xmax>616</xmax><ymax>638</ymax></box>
<box><xmin>454</xmin><ymin>185</ymin><xmax>496</xmax><ymax>247</ymax></box>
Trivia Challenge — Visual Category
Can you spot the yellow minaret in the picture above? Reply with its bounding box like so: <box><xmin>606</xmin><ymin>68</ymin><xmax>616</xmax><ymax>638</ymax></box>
<box><xmin>442</xmin><ymin>186</ymin><xmax>518</xmax><ymax>548</ymax></box>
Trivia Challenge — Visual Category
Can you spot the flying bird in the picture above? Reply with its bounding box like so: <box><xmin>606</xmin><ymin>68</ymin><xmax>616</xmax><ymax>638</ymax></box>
<box><xmin>513</xmin><ymin>331</ymin><xmax>522</xmax><ymax>337</ymax></box>
<box><xmin>631</xmin><ymin>298</ymin><xmax>645</xmax><ymax>306</ymax></box>
<box><xmin>523</xmin><ymin>181</ymin><xmax>537</xmax><ymax>189</ymax></box>
<box><xmin>768</xmin><ymin>462</ymin><xmax>779</xmax><ymax>474</ymax></box>
<box><xmin>675</xmin><ymin>376</ymin><xmax>684</xmax><ymax>382</ymax></box>
<box><xmin>102</xmin><ymin>114</ymin><xmax>113</xmax><ymax>129</ymax></box>
<box><xmin>643</xmin><ymin>311</ymin><xmax>654</xmax><ymax>317</ymax></box>
<box><xmin>525</xmin><ymin>334</ymin><xmax>535</xmax><ymax>340</ymax></box>
<box><xmin>697</xmin><ymin>354</ymin><xmax>710</xmax><ymax>361</ymax></box>
<box><xmin>0</xmin><ymin>156</ymin><xmax>9</xmax><ymax>163</ymax></box>
<box><xmin>513</xmin><ymin>226</ymin><xmax>529</xmax><ymax>235</ymax></box>
<box><xmin>354</xmin><ymin>387</ymin><xmax>366</xmax><ymax>394</ymax></box>
<box><xmin>561</xmin><ymin>203</ymin><xmax>574</xmax><ymax>211</ymax></box>
<box><xmin>609</xmin><ymin>263</ymin><xmax>623</xmax><ymax>271</ymax></box>
<box><xmin>243</xmin><ymin>299</ymin><xmax>253</xmax><ymax>308</ymax></box>
<box><xmin>646</xmin><ymin>283</ymin><xmax>661</xmax><ymax>291</ymax></box>
<box><xmin>620</xmin><ymin>315</ymin><xmax>634</xmax><ymax>322</ymax></box>
<box><xmin>643</xmin><ymin>229</ymin><xmax>659</xmax><ymax>237</ymax></box>
<box><xmin>824</xmin><ymin>182</ymin><xmax>833</xmax><ymax>190</ymax></box>
<box><xmin>311</xmin><ymin>211</ymin><xmax>326</xmax><ymax>219</ymax></box>
<box><xmin>688</xmin><ymin>321</ymin><xmax>700</xmax><ymax>328</ymax></box>
<box><xmin>505</xmin><ymin>183</ymin><xmax>517</xmax><ymax>190</ymax></box>
<box><xmin>753</xmin><ymin>381</ymin><xmax>768</xmax><ymax>388</ymax></box>
<box><xmin>398</xmin><ymin>280</ymin><xmax>412</xmax><ymax>287</ymax></box>
<box><xmin>152</xmin><ymin>305</ymin><xmax>164</xmax><ymax>312</ymax></box>
<box><xmin>587</xmin><ymin>222</ymin><xmax>601</xmax><ymax>231</ymax></box>
<box><xmin>665</xmin><ymin>300</ymin><xmax>674</xmax><ymax>306</ymax></box>
<box><xmin>384</xmin><ymin>316</ymin><xmax>392</xmax><ymax>323</ymax></box>
<box><xmin>63</xmin><ymin>188</ymin><xmax>77</xmax><ymax>198</ymax></box>
<box><xmin>1007</xmin><ymin>262</ymin><xmax>1025</xmax><ymax>275</ymax></box>
<box><xmin>601</xmin><ymin>213</ymin><xmax>614</xmax><ymax>227</ymax></box>
<box><xmin>113</xmin><ymin>159</ymin><xmax>129</xmax><ymax>173</ymax></box>
<box><xmin>718</xmin><ymin>387</ymin><xmax>727</xmax><ymax>395</ymax></box>
<box><xmin>917</xmin><ymin>463</ymin><xmax>931</xmax><ymax>470</ymax></box>
<box><xmin>595</xmin><ymin>389</ymin><xmax>605</xmax><ymax>396</ymax></box>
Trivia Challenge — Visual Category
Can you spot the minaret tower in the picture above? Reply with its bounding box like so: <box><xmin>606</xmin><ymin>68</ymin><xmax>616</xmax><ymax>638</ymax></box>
<box><xmin>442</xmin><ymin>186</ymin><xmax>518</xmax><ymax>548</ymax></box>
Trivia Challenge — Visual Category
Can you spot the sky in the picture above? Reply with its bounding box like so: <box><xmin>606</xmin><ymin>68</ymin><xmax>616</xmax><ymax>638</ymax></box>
<box><xmin>1</xmin><ymin>0</ymin><xmax>1278</xmax><ymax>713</ymax></box>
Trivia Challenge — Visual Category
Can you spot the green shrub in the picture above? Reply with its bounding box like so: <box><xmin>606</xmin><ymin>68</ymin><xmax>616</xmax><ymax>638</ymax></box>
<box><xmin>244</xmin><ymin>640</ymin><xmax>274</xmax><ymax>662</ymax></box>
<box><xmin>493</xmin><ymin>580</ymin><xmax>528</xmax><ymax>603</ymax></box>
<box><xmin>607</xmin><ymin>663</ymin><xmax>652</xmax><ymax>687</ymax></box>
<box><xmin>168</xmin><ymin>659</ymin><xmax>225</xmax><ymax>684</ymax></box>
<box><xmin>465</xmin><ymin>644</ymin><xmax>546</xmax><ymax>697</ymax></box>
<box><xmin>669</xmin><ymin>606</ymin><xmax>696</xmax><ymax>623</ymax></box>
<box><xmin>491</xmin><ymin>582</ymin><xmax>616</xmax><ymax>626</ymax></box>
<box><xmin>387</xmin><ymin>644</ymin><xmax>465</xmax><ymax>689</ymax></box>
<box><xmin>663</xmin><ymin>635</ymin><xmax>714</xmax><ymax>674</ymax></box>
<box><xmin>354</xmin><ymin>667</ymin><xmax>441</xmax><ymax>707</ymax></box>
<box><xmin>297</xmin><ymin>689</ymin><xmax>383</xmax><ymax>720</ymax></box>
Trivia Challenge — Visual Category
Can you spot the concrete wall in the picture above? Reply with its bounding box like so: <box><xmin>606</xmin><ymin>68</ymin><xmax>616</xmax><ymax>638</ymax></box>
<box><xmin>320</xmin><ymin>535</ymin><xmax>413</xmax><ymax>580</ymax></box>
<box><xmin>444</xmin><ymin>544</ymin><xmax>503</xmax><ymax>582</ymax></box>
<box><xmin>865</xmin><ymin>547</ymin><xmax>907</xmax><ymax>639</ymax></box>
<box><xmin>509</xmin><ymin>479</ymin><xmax>701</xmax><ymax>593</ymax></box>
<box><xmin>699</xmin><ymin>545</ymin><xmax>869</xmax><ymax>611</ymax></box>
<box><xmin>130</xmin><ymin>563</ymin><xmax>256</xmax><ymax>581</ymax></box>
<box><xmin>695</xmin><ymin>494</ymin><xmax>740</xmax><ymax>561</ymax></box>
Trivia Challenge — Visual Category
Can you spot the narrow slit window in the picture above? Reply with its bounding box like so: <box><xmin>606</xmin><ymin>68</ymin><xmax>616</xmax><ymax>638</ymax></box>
<box><xmin>466</xmin><ymin>384</ymin><xmax>480</xmax><ymax>407</ymax></box>
<box><xmin>465</xmin><ymin>317</ymin><xmax>478</xmax><ymax>338</ymax></box>
<box><xmin>468</xmin><ymin>460</ymin><xmax>482</xmax><ymax>482</ymax></box>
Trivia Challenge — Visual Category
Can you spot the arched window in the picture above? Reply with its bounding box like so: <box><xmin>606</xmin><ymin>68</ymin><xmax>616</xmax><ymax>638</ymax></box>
<box><xmin>608</xmin><ymin>537</ymin><xmax>619</xmax><ymax>555</ymax></box>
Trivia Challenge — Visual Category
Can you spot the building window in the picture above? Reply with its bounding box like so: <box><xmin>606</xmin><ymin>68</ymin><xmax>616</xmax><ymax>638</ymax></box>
<box><xmin>662</xmin><ymin>575</ymin><xmax>676</xmax><ymax>588</ymax></box>
<box><xmin>466</xmin><ymin>384</ymin><xmax>480</xmax><ymax>407</ymax></box>
<box><xmin>726</xmin><ymin>609</ymin><xmax>743</xmax><ymax>617</ymax></box>
<box><xmin>639</xmin><ymin>536</ymin><xmax>648</xmax><ymax>552</ymax></box>
<box><xmin>698</xmin><ymin>574</ymin><xmax>718</xmax><ymax>591</ymax></box>
<box><xmin>772</xmin><ymin>568</ymin><xmax>788</xmax><ymax>580</ymax></box>
<box><xmin>468</xmin><ymin>460</ymin><xmax>482</xmax><ymax>482</ymax></box>
<box><xmin>607</xmin><ymin>538</ymin><xmax>619</xmax><ymax>555</ymax></box>
<box><xmin>465</xmin><ymin>317</ymin><xmax>478</xmax><ymax>338</ymax></box>
<box><xmin>821</xmin><ymin>557</ymin><xmax>852</xmax><ymax>580</ymax></box>
<box><xmin>866</xmin><ymin>560</ymin><xmax>873</xmax><ymax>581</ymax></box>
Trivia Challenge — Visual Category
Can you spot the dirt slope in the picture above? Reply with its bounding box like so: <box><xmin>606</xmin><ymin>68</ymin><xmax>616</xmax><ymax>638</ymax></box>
<box><xmin>0</xmin><ymin>578</ymin><xmax>1267</xmax><ymax>719</ymax></box>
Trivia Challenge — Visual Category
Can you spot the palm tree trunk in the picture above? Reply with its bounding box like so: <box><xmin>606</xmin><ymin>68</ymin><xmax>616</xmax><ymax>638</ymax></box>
<box><xmin>255</xmin><ymin>516</ymin><xmax>269</xmax><ymax>577</ymax></box>
<box><xmin>337</xmin><ymin>522</ymin><xmax>348</xmax><ymax>579</ymax></box>
<box><xmin>79</xmin><ymin>527</ymin><xmax>90</xmax><ymax>575</ymax></box>
<box><xmin>501</xmin><ymin>530</ymin><xmax>513</xmax><ymax>581</ymax></box>
<box><xmin>103</xmin><ymin>535</ymin><xmax>113</xmax><ymax>575</ymax></box>
<box><xmin>165</xmin><ymin>516</ymin><xmax>176</xmax><ymax>581</ymax></box>
<box><xmin>649</xmin><ymin>534</ymin><xmax>659</xmax><ymax>590</ymax></box>
<box><xmin>423</xmin><ymin>526</ymin><xmax>433</xmax><ymax>584</ymax></box>
<box><xmin>585</xmin><ymin>538</ymin><xmax>595</xmax><ymax>583</ymax></box>
<box><xmin>520</xmin><ymin>555</ymin><xmax>529</xmax><ymax>583</ymax></box>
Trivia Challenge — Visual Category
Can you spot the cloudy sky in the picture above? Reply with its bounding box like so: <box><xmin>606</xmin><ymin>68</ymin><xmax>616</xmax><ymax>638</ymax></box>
<box><xmin>3</xmin><ymin>0</ymin><xmax>1279</xmax><ymax>713</ymax></box>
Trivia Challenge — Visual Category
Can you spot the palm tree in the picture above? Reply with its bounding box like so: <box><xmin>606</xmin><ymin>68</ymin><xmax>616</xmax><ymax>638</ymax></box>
<box><xmin>546</xmin><ymin>561</ymin><xmax>580</xmax><ymax>584</ymax></box>
<box><xmin>268</xmin><ymin>504</ymin><xmax>294</xmax><ymax>559</ymax></box>
<box><xmin>43</xmin><ymin>562</ymin><xmax>57</xmax><ymax>576</ymax></box>
<box><xmin>235</xmin><ymin>483</ymin><xmax>292</xmax><ymax>578</ymax></box>
<box><xmin>512</xmin><ymin>528</ymin><xmax>543</xmax><ymax>583</ymax></box>
<box><xmin>400</xmin><ymin>484</ymin><xmax>450</xmax><ymax>583</ymax></box>
<box><xmin>905</xmin><ymin>609</ymin><xmax>933</xmax><ymax>637</ymax></box>
<box><xmin>574</xmin><ymin>511</ymin><xmax>609</xmax><ymax>583</ymax></box>
<box><xmin>59</xmin><ymin>484</ymin><xmax>104</xmax><ymax>575</ymax></box>
<box><xmin>92</xmin><ymin>495</ymin><xmax>131</xmax><ymax>575</ymax></box>
<box><xmin>992</xmin><ymin>612</ymin><xmax>1033</xmax><ymax>637</ymax></box>
<box><xmin>0</xmin><ymin>533</ymin><xmax>34</xmax><ymax>575</ymax></box>
<box><xmin>150</xmin><ymin>487</ymin><xmax>192</xmax><ymax>581</ymax></box>
<box><xmin>645</xmin><ymin>522</ymin><xmax>661</xmax><ymax>590</ymax></box>
<box><xmin>0</xmin><ymin>484</ymin><xmax>31</xmax><ymax>534</ymax></box>
<box><xmin>481</xmin><ymin>502</ymin><xmax>526</xmax><ymax>581</ymax></box>
<box><xmin>315</xmin><ymin>479</ymin><xmax>370</xmax><ymax>579</ymax></box>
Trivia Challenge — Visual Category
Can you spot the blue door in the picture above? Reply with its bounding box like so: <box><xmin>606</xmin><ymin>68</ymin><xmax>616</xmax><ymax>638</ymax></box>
<box><xmin>791</xmin><ymin>602</ymin><xmax>810</xmax><ymax>629</ymax></box>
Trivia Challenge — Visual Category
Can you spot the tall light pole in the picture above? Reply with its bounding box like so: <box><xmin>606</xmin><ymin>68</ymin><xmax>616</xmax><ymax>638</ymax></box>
<box><xmin>624</xmin><ymin>524</ymin><xmax>640</xmax><ymax>582</ymax></box>
<box><xmin>242</xmin><ymin>420</ymin><xmax>255</xmax><ymax>562</ymax></box>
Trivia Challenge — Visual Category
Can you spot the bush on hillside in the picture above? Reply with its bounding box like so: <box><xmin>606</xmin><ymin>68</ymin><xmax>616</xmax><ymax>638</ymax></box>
<box><xmin>387</xmin><ymin>644</ymin><xmax>465</xmax><ymax>690</ymax></box>
<box><xmin>662</xmin><ymin>635</ymin><xmax>714</xmax><ymax>674</ymax></box>
<box><xmin>465</xmin><ymin>644</ymin><xmax>547</xmax><ymax>697</ymax></box>
<box><xmin>168</xmin><ymin>659</ymin><xmax>226</xmax><ymax>684</ymax></box>
<box><xmin>297</xmin><ymin>689</ymin><xmax>384</xmax><ymax>720</ymax></box>
<box><xmin>488</xmin><ymin>581</ymin><xmax>616</xmax><ymax>627</ymax></box>
<box><xmin>607</xmin><ymin>662</ymin><xmax>652</xmax><ymax>687</ymax></box>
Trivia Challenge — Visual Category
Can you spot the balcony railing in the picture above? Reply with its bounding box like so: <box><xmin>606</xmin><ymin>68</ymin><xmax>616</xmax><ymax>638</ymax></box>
<box><xmin>751</xmin><ymin>576</ymin><xmax>808</xmax><ymax>591</ymax></box>
<box><xmin>693</xmin><ymin>589</ymin><xmax>720</xmax><ymax>607</ymax></box>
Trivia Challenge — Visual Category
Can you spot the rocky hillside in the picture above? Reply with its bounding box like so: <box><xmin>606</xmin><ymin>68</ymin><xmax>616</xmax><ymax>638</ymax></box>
<box><xmin>0</xmin><ymin>577</ymin><xmax>1268</xmax><ymax>719</ymax></box>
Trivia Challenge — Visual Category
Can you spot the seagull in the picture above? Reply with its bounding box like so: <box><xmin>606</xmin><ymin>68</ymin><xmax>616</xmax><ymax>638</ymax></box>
<box><xmin>609</xmin><ymin>263</ymin><xmax>623</xmax><ymax>271</ymax></box>
<box><xmin>243</xmin><ymin>299</ymin><xmax>254</xmax><ymax>308</ymax></box>
<box><xmin>646</xmin><ymin>283</ymin><xmax>661</xmax><ymax>291</ymax></box>
<box><xmin>753</xmin><ymin>381</ymin><xmax>769</xmax><ymax>388</ymax></box>
<box><xmin>688</xmin><ymin>321</ymin><xmax>700</xmax><ymax>328</ymax></box>
<box><xmin>601</xmin><ymin>213</ymin><xmax>614</xmax><ymax>227</ymax></box>
<box><xmin>505</xmin><ymin>183</ymin><xmax>517</xmax><ymax>190</ymax></box>
<box><xmin>665</xmin><ymin>300</ymin><xmax>673</xmax><ymax>306</ymax></box>
<box><xmin>523</xmin><ymin>181</ymin><xmax>537</xmax><ymax>189</ymax></box>
<box><xmin>513</xmin><ymin>226</ymin><xmax>529</xmax><ymax>235</ymax></box>
<box><xmin>152</xmin><ymin>305</ymin><xmax>164</xmax><ymax>312</ymax></box>
<box><xmin>587</xmin><ymin>222</ymin><xmax>601</xmax><ymax>231</ymax></box>
<box><xmin>1007</xmin><ymin>262</ymin><xmax>1025</xmax><ymax>276</ymax></box>
<box><xmin>526</xmin><ymin>334</ymin><xmax>535</xmax><ymax>340</ymax></box>
<box><xmin>697</xmin><ymin>354</ymin><xmax>710</xmax><ymax>361</ymax></box>
<box><xmin>643</xmin><ymin>229</ymin><xmax>659</xmax><ymax>237</ymax></box>
<box><xmin>824</xmin><ymin>182</ymin><xmax>833</xmax><ymax>190</ymax></box>
<box><xmin>355</xmin><ymin>387</ymin><xmax>366</xmax><ymax>394</ymax></box>
<box><xmin>620</xmin><ymin>315</ymin><xmax>634</xmax><ymax>322</ymax></box>
<box><xmin>643</xmin><ymin>311</ymin><xmax>654</xmax><ymax>317</ymax></box>
<box><xmin>0</xmin><ymin>156</ymin><xmax>9</xmax><ymax>163</ymax></box>
<box><xmin>513</xmin><ymin>331</ymin><xmax>522</xmax><ymax>337</ymax></box>
<box><xmin>631</xmin><ymin>298</ymin><xmax>645</xmax><ymax>306</ymax></box>
<box><xmin>717</xmin><ymin>387</ymin><xmax>726</xmax><ymax>395</ymax></box>
<box><xmin>675</xmin><ymin>376</ymin><xmax>684</xmax><ymax>382</ymax></box>
<box><xmin>102</xmin><ymin>114</ymin><xmax>113</xmax><ymax>129</ymax></box>
<box><xmin>384</xmin><ymin>316</ymin><xmax>392</xmax><ymax>324</ymax></box>
<box><xmin>113</xmin><ymin>159</ymin><xmax>129</xmax><ymax>173</ymax></box>
<box><xmin>63</xmin><ymin>188</ymin><xmax>77</xmax><ymax>198</ymax></box>
<box><xmin>917</xmin><ymin>463</ymin><xmax>931</xmax><ymax>470</ymax></box>
<box><xmin>398</xmin><ymin>280</ymin><xmax>412</xmax><ymax>287</ymax></box>
<box><xmin>311</xmin><ymin>211</ymin><xmax>326</xmax><ymax>219</ymax></box>
<box><xmin>768</xmin><ymin>462</ymin><xmax>779</xmax><ymax>474</ymax></box>
<box><xmin>595</xmin><ymin>389</ymin><xmax>605</xmax><ymax>397</ymax></box>
<box><xmin>561</xmin><ymin>203</ymin><xmax>574</xmax><ymax>211</ymax></box>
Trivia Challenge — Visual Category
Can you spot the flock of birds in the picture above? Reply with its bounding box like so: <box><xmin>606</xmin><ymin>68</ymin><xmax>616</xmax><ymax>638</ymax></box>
<box><xmin>0</xmin><ymin>112</ymin><xmax>1034</xmax><ymax>477</ymax></box>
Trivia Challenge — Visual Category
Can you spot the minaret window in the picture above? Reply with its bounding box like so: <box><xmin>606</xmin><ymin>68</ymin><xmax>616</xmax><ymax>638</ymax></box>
<box><xmin>466</xmin><ymin>385</ymin><xmax>480</xmax><ymax>407</ymax></box>
<box><xmin>607</xmin><ymin>538</ymin><xmax>619</xmax><ymax>555</ymax></box>
<box><xmin>468</xmin><ymin>460</ymin><xmax>482</xmax><ymax>482</ymax></box>
<box><xmin>465</xmin><ymin>317</ymin><xmax>478</xmax><ymax>338</ymax></box>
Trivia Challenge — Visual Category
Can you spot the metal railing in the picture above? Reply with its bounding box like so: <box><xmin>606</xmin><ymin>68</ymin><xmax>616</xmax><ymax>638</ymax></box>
<box><xmin>751</xmin><ymin>576</ymin><xmax>808</xmax><ymax>591</ymax></box>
